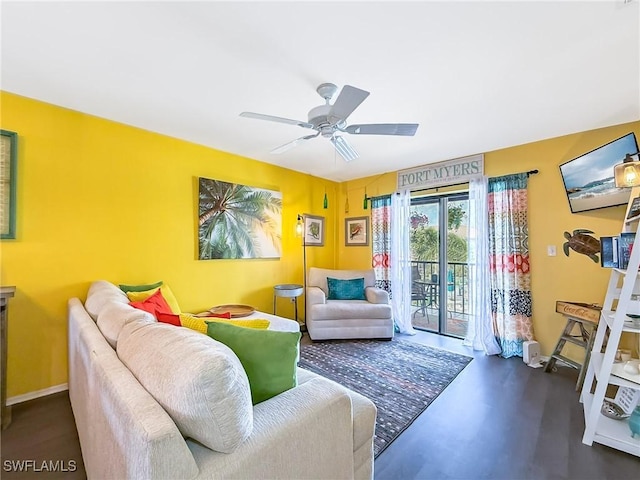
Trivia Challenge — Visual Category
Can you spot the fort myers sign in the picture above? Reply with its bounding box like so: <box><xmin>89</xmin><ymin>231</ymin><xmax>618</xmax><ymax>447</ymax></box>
<box><xmin>397</xmin><ymin>154</ymin><xmax>484</xmax><ymax>190</ymax></box>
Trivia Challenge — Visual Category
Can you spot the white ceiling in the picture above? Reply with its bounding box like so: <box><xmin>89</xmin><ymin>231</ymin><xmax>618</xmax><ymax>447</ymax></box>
<box><xmin>1</xmin><ymin>1</ymin><xmax>639</xmax><ymax>182</ymax></box>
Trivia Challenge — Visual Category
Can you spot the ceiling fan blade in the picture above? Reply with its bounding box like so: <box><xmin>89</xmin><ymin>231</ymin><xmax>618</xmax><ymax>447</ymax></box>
<box><xmin>328</xmin><ymin>85</ymin><xmax>370</xmax><ymax>124</ymax></box>
<box><xmin>240</xmin><ymin>112</ymin><xmax>315</xmax><ymax>130</ymax></box>
<box><xmin>270</xmin><ymin>133</ymin><xmax>319</xmax><ymax>154</ymax></box>
<box><xmin>330</xmin><ymin>135</ymin><xmax>359</xmax><ymax>162</ymax></box>
<box><xmin>345</xmin><ymin>123</ymin><xmax>419</xmax><ymax>136</ymax></box>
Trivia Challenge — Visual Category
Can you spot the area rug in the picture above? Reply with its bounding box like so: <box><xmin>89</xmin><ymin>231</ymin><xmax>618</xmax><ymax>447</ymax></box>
<box><xmin>298</xmin><ymin>339</ymin><xmax>472</xmax><ymax>457</ymax></box>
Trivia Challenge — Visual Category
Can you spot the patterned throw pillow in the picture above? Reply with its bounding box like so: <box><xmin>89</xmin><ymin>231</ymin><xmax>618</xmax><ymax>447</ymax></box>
<box><xmin>327</xmin><ymin>277</ymin><xmax>366</xmax><ymax>300</ymax></box>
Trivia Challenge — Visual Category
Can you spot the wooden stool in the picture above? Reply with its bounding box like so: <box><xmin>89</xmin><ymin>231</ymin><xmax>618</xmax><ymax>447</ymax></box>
<box><xmin>544</xmin><ymin>315</ymin><xmax>597</xmax><ymax>391</ymax></box>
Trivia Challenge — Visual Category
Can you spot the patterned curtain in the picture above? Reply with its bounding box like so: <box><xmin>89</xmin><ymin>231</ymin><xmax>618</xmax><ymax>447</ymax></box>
<box><xmin>488</xmin><ymin>173</ymin><xmax>535</xmax><ymax>358</ymax></box>
<box><xmin>371</xmin><ymin>195</ymin><xmax>392</xmax><ymax>292</ymax></box>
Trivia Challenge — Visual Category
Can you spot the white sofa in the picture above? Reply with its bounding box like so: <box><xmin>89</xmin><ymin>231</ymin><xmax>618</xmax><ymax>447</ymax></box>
<box><xmin>68</xmin><ymin>280</ymin><xmax>377</xmax><ymax>479</ymax></box>
<box><xmin>306</xmin><ymin>268</ymin><xmax>394</xmax><ymax>341</ymax></box>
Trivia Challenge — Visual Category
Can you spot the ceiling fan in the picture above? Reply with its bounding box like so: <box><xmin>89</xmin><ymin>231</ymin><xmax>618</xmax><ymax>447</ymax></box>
<box><xmin>240</xmin><ymin>83</ymin><xmax>419</xmax><ymax>162</ymax></box>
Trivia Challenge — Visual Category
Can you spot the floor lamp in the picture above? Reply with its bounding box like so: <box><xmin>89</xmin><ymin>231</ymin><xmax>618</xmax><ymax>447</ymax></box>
<box><xmin>296</xmin><ymin>215</ymin><xmax>307</xmax><ymax>332</ymax></box>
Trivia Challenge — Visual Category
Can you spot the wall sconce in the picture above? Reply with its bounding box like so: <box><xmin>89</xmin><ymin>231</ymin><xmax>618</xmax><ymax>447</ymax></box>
<box><xmin>363</xmin><ymin>187</ymin><xmax>368</xmax><ymax>210</ymax></box>
<box><xmin>614</xmin><ymin>152</ymin><xmax>640</xmax><ymax>187</ymax></box>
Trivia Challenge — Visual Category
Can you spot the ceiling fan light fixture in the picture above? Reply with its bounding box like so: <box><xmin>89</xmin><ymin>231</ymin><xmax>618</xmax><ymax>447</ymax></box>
<box><xmin>331</xmin><ymin>135</ymin><xmax>358</xmax><ymax>162</ymax></box>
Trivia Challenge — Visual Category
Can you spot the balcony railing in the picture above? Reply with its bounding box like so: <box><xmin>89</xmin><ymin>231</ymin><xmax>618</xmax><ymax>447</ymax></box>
<box><xmin>411</xmin><ymin>260</ymin><xmax>469</xmax><ymax>337</ymax></box>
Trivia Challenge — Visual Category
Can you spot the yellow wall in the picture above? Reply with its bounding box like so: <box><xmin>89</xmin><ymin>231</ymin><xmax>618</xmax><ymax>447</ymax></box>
<box><xmin>0</xmin><ymin>92</ymin><xmax>338</xmax><ymax>397</ymax></box>
<box><xmin>2</xmin><ymin>89</ymin><xmax>639</xmax><ymax>398</ymax></box>
<box><xmin>337</xmin><ymin>121</ymin><xmax>640</xmax><ymax>358</ymax></box>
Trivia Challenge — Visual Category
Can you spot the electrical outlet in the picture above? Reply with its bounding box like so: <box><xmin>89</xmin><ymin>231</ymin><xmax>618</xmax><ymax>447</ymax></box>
<box><xmin>547</xmin><ymin>245</ymin><xmax>557</xmax><ymax>256</ymax></box>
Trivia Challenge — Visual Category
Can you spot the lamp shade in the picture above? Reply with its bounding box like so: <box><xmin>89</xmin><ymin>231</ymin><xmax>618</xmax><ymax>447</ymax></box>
<box><xmin>614</xmin><ymin>152</ymin><xmax>640</xmax><ymax>188</ymax></box>
<box><xmin>295</xmin><ymin>215</ymin><xmax>304</xmax><ymax>237</ymax></box>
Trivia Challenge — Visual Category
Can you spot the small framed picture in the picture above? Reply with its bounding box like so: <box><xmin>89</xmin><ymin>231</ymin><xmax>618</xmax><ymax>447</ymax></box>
<box><xmin>303</xmin><ymin>214</ymin><xmax>325</xmax><ymax>246</ymax></box>
<box><xmin>1</xmin><ymin>130</ymin><xmax>18</xmax><ymax>239</ymax></box>
<box><xmin>345</xmin><ymin>216</ymin><xmax>369</xmax><ymax>246</ymax></box>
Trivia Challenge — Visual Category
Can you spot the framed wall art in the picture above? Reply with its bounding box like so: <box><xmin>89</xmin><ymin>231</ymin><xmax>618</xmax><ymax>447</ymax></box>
<box><xmin>198</xmin><ymin>177</ymin><xmax>282</xmax><ymax>259</ymax></box>
<box><xmin>345</xmin><ymin>216</ymin><xmax>369</xmax><ymax>246</ymax></box>
<box><xmin>303</xmin><ymin>214</ymin><xmax>325</xmax><ymax>246</ymax></box>
<box><xmin>1</xmin><ymin>130</ymin><xmax>17</xmax><ymax>239</ymax></box>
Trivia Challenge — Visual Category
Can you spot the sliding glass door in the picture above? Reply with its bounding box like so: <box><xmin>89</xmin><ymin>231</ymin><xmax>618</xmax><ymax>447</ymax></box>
<box><xmin>410</xmin><ymin>192</ymin><xmax>470</xmax><ymax>338</ymax></box>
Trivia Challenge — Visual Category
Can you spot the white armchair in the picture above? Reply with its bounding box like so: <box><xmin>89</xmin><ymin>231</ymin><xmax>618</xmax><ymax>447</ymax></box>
<box><xmin>306</xmin><ymin>267</ymin><xmax>394</xmax><ymax>340</ymax></box>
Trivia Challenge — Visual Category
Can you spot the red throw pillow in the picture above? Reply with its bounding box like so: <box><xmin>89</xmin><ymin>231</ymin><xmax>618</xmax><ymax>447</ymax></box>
<box><xmin>156</xmin><ymin>312</ymin><xmax>182</xmax><ymax>326</ymax></box>
<box><xmin>129</xmin><ymin>289</ymin><xmax>173</xmax><ymax>317</ymax></box>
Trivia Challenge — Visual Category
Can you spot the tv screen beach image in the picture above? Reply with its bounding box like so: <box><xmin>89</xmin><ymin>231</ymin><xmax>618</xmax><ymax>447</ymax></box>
<box><xmin>560</xmin><ymin>133</ymin><xmax>638</xmax><ymax>213</ymax></box>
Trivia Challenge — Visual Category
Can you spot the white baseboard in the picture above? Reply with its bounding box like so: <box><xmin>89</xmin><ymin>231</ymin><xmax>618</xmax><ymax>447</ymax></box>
<box><xmin>6</xmin><ymin>383</ymin><xmax>69</xmax><ymax>406</ymax></box>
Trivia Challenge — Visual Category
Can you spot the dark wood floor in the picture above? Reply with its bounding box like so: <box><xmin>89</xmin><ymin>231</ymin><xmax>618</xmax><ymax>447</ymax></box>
<box><xmin>1</xmin><ymin>331</ymin><xmax>638</xmax><ymax>479</ymax></box>
<box><xmin>376</xmin><ymin>331</ymin><xmax>640</xmax><ymax>480</ymax></box>
<box><xmin>1</xmin><ymin>390</ymin><xmax>86</xmax><ymax>479</ymax></box>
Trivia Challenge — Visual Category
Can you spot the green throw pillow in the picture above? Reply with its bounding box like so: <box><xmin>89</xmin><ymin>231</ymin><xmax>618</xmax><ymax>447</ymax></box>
<box><xmin>119</xmin><ymin>280</ymin><xmax>163</xmax><ymax>293</ymax></box>
<box><xmin>327</xmin><ymin>277</ymin><xmax>366</xmax><ymax>300</ymax></box>
<box><xmin>206</xmin><ymin>322</ymin><xmax>301</xmax><ymax>405</ymax></box>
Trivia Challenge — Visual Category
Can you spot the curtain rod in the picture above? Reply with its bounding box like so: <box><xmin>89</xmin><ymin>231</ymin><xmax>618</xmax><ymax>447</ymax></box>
<box><xmin>526</xmin><ymin>169</ymin><xmax>539</xmax><ymax>176</ymax></box>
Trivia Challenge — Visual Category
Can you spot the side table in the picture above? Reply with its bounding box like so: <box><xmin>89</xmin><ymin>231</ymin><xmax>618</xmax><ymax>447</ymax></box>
<box><xmin>273</xmin><ymin>284</ymin><xmax>304</xmax><ymax>325</ymax></box>
<box><xmin>1</xmin><ymin>286</ymin><xmax>16</xmax><ymax>430</ymax></box>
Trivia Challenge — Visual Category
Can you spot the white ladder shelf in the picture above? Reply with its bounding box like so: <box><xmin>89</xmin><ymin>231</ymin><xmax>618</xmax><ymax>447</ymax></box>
<box><xmin>580</xmin><ymin>187</ymin><xmax>640</xmax><ymax>456</ymax></box>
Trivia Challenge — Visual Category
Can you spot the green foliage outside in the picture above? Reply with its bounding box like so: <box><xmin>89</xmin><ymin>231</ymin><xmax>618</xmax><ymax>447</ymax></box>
<box><xmin>447</xmin><ymin>204</ymin><xmax>465</xmax><ymax>230</ymax></box>
<box><xmin>410</xmin><ymin>227</ymin><xmax>468</xmax><ymax>262</ymax></box>
<box><xmin>410</xmin><ymin>204</ymin><xmax>468</xmax><ymax>262</ymax></box>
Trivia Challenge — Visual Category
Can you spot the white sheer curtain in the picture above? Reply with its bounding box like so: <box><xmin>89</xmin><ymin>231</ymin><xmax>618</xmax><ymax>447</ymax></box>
<box><xmin>463</xmin><ymin>176</ymin><xmax>501</xmax><ymax>355</ymax></box>
<box><xmin>391</xmin><ymin>189</ymin><xmax>416</xmax><ymax>335</ymax></box>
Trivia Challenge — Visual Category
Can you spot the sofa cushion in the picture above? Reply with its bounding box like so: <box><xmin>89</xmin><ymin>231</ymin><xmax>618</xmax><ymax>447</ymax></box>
<box><xmin>207</xmin><ymin>322</ymin><xmax>301</xmax><ymax>405</ymax></box>
<box><xmin>311</xmin><ymin>301</ymin><xmax>393</xmax><ymax>321</ymax></box>
<box><xmin>117</xmin><ymin>321</ymin><xmax>253</xmax><ymax>453</ymax></box>
<box><xmin>96</xmin><ymin>302</ymin><xmax>156</xmax><ymax>349</ymax></box>
<box><xmin>85</xmin><ymin>280</ymin><xmax>130</xmax><ymax>320</ymax></box>
<box><xmin>327</xmin><ymin>277</ymin><xmax>366</xmax><ymax>300</ymax></box>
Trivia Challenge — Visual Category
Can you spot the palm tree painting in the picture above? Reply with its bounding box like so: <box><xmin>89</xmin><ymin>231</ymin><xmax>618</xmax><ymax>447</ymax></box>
<box><xmin>198</xmin><ymin>177</ymin><xmax>282</xmax><ymax>259</ymax></box>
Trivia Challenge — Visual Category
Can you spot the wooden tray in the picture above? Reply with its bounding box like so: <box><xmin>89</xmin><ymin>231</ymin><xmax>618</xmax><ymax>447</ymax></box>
<box><xmin>208</xmin><ymin>304</ymin><xmax>255</xmax><ymax>318</ymax></box>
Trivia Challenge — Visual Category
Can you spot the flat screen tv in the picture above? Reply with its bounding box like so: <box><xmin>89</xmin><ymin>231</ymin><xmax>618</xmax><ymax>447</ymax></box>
<box><xmin>559</xmin><ymin>132</ymin><xmax>639</xmax><ymax>213</ymax></box>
